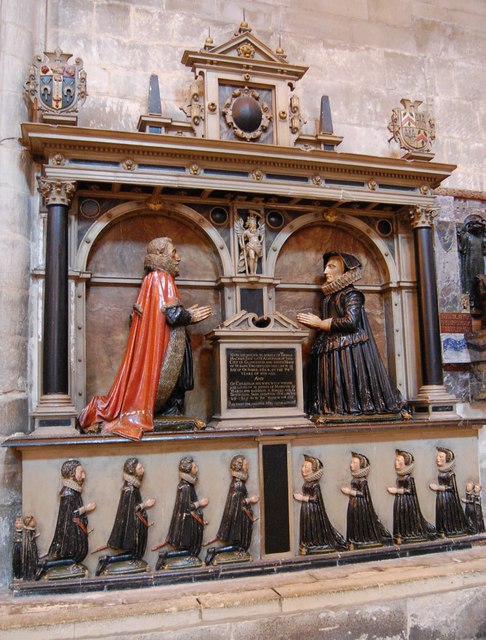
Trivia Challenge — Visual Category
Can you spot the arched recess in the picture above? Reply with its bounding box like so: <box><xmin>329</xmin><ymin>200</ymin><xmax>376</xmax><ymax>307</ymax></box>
<box><xmin>267</xmin><ymin>211</ymin><xmax>408</xmax><ymax>396</ymax></box>
<box><xmin>73</xmin><ymin>201</ymin><xmax>230</xmax><ymax>421</ymax></box>
<box><xmin>75</xmin><ymin>200</ymin><xmax>232</xmax><ymax>275</ymax></box>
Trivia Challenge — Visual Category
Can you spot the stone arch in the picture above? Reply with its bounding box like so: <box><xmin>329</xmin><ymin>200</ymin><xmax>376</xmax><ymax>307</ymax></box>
<box><xmin>75</xmin><ymin>200</ymin><xmax>232</xmax><ymax>276</ymax></box>
<box><xmin>267</xmin><ymin>210</ymin><xmax>398</xmax><ymax>284</ymax></box>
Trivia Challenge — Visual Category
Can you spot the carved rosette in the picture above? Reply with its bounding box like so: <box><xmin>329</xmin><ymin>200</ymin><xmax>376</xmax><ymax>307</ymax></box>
<box><xmin>409</xmin><ymin>206</ymin><xmax>439</xmax><ymax>229</ymax></box>
<box><xmin>38</xmin><ymin>178</ymin><xmax>77</xmax><ymax>207</ymax></box>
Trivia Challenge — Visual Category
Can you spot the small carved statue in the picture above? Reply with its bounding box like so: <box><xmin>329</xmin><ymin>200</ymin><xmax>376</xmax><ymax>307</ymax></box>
<box><xmin>463</xmin><ymin>483</ymin><xmax>485</xmax><ymax>534</ymax></box>
<box><xmin>293</xmin><ymin>454</ymin><xmax>346</xmax><ymax>554</ymax></box>
<box><xmin>457</xmin><ymin>214</ymin><xmax>486</xmax><ymax>307</ymax></box>
<box><xmin>341</xmin><ymin>452</ymin><xmax>392</xmax><ymax>550</ymax></box>
<box><xmin>36</xmin><ymin>459</ymin><xmax>96</xmax><ymax>580</ymax></box>
<box><xmin>205</xmin><ymin>454</ymin><xmax>259</xmax><ymax>565</ymax></box>
<box><xmin>78</xmin><ymin>237</ymin><xmax>212</xmax><ymax>440</ymax></box>
<box><xmin>387</xmin><ymin>450</ymin><xmax>436</xmax><ymax>544</ymax></box>
<box><xmin>235</xmin><ymin>210</ymin><xmax>265</xmax><ymax>275</ymax></box>
<box><xmin>156</xmin><ymin>456</ymin><xmax>209</xmax><ymax>570</ymax></box>
<box><xmin>473</xmin><ymin>484</ymin><xmax>485</xmax><ymax>533</ymax></box>
<box><xmin>462</xmin><ymin>482</ymin><xmax>475</xmax><ymax>526</ymax></box>
<box><xmin>12</xmin><ymin>516</ymin><xmax>23</xmax><ymax>580</ymax></box>
<box><xmin>297</xmin><ymin>252</ymin><xmax>404</xmax><ymax>418</ymax></box>
<box><xmin>13</xmin><ymin>515</ymin><xmax>40</xmax><ymax>581</ymax></box>
<box><xmin>429</xmin><ymin>447</ymin><xmax>472</xmax><ymax>537</ymax></box>
<box><xmin>95</xmin><ymin>458</ymin><xmax>155</xmax><ymax>576</ymax></box>
<box><xmin>21</xmin><ymin>516</ymin><xmax>40</xmax><ymax>581</ymax></box>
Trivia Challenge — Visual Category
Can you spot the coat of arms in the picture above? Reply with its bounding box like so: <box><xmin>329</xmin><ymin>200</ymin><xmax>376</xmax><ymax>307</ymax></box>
<box><xmin>388</xmin><ymin>99</ymin><xmax>435</xmax><ymax>155</ymax></box>
<box><xmin>25</xmin><ymin>48</ymin><xmax>87</xmax><ymax>124</ymax></box>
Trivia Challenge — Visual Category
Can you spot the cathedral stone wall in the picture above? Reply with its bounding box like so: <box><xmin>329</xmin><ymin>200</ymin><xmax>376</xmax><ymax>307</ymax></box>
<box><xmin>44</xmin><ymin>0</ymin><xmax>486</xmax><ymax>190</ymax></box>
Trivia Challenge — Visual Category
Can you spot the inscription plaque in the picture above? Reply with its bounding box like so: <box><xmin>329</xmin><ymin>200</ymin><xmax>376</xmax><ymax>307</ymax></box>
<box><xmin>227</xmin><ymin>348</ymin><xmax>297</xmax><ymax>409</ymax></box>
<box><xmin>440</xmin><ymin>312</ymin><xmax>472</xmax><ymax>334</ymax></box>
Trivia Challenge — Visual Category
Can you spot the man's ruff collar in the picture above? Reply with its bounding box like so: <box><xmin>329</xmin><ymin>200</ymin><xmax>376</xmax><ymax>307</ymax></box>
<box><xmin>351</xmin><ymin>464</ymin><xmax>370</xmax><ymax>479</ymax></box>
<box><xmin>232</xmin><ymin>470</ymin><xmax>248</xmax><ymax>481</ymax></box>
<box><xmin>180</xmin><ymin>471</ymin><xmax>197</xmax><ymax>485</ymax></box>
<box><xmin>321</xmin><ymin>267</ymin><xmax>363</xmax><ymax>296</ymax></box>
<box><xmin>63</xmin><ymin>478</ymin><xmax>83</xmax><ymax>493</ymax></box>
<box><xmin>123</xmin><ymin>473</ymin><xmax>142</xmax><ymax>488</ymax></box>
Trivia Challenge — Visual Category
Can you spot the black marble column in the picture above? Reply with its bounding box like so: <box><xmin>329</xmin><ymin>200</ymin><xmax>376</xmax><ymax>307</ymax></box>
<box><xmin>410</xmin><ymin>206</ymin><xmax>443</xmax><ymax>386</ymax></box>
<box><xmin>38</xmin><ymin>179</ymin><xmax>76</xmax><ymax>398</ymax></box>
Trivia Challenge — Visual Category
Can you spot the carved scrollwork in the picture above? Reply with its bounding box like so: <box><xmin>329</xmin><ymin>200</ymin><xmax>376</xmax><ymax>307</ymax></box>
<box><xmin>409</xmin><ymin>206</ymin><xmax>439</xmax><ymax>229</ymax></box>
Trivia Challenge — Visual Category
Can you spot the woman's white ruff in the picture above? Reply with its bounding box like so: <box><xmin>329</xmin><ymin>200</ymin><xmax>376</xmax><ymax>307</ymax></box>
<box><xmin>351</xmin><ymin>464</ymin><xmax>370</xmax><ymax>479</ymax></box>
<box><xmin>396</xmin><ymin>462</ymin><xmax>415</xmax><ymax>477</ymax></box>
<box><xmin>303</xmin><ymin>467</ymin><xmax>324</xmax><ymax>483</ymax></box>
<box><xmin>438</xmin><ymin>460</ymin><xmax>455</xmax><ymax>473</ymax></box>
<box><xmin>321</xmin><ymin>267</ymin><xmax>363</xmax><ymax>296</ymax></box>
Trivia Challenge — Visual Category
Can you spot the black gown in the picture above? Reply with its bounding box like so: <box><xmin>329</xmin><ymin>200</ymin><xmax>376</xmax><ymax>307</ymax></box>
<box><xmin>393</xmin><ymin>475</ymin><xmax>436</xmax><ymax>541</ymax></box>
<box><xmin>48</xmin><ymin>486</ymin><xmax>89</xmax><ymax>563</ymax></box>
<box><xmin>346</xmin><ymin>478</ymin><xmax>392</xmax><ymax>546</ymax></box>
<box><xmin>107</xmin><ymin>482</ymin><xmax>149</xmax><ymax>558</ymax></box>
<box><xmin>473</xmin><ymin>493</ymin><xmax>485</xmax><ymax>533</ymax></box>
<box><xmin>167</xmin><ymin>478</ymin><xmax>204</xmax><ymax>556</ymax></box>
<box><xmin>435</xmin><ymin>470</ymin><xmax>473</xmax><ymax>536</ymax></box>
<box><xmin>299</xmin><ymin>480</ymin><xmax>346</xmax><ymax>551</ymax></box>
<box><xmin>217</xmin><ymin>477</ymin><xmax>254</xmax><ymax>551</ymax></box>
<box><xmin>22</xmin><ymin>528</ymin><xmax>39</xmax><ymax>580</ymax></box>
<box><xmin>308</xmin><ymin>285</ymin><xmax>402</xmax><ymax>415</ymax></box>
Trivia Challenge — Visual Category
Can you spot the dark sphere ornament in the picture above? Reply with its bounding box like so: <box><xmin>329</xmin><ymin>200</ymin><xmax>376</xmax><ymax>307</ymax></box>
<box><xmin>232</xmin><ymin>96</ymin><xmax>263</xmax><ymax>133</ymax></box>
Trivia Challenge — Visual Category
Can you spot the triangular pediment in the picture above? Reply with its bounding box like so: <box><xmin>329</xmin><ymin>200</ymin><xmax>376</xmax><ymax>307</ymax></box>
<box><xmin>182</xmin><ymin>23</ymin><xmax>308</xmax><ymax>81</ymax></box>
<box><xmin>208</xmin><ymin>28</ymin><xmax>287</xmax><ymax>64</ymax></box>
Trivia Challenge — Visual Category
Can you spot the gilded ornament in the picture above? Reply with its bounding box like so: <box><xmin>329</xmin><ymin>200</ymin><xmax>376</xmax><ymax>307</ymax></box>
<box><xmin>189</xmin><ymin>163</ymin><xmax>201</xmax><ymax>175</ymax></box>
<box><xmin>367</xmin><ymin>179</ymin><xmax>377</xmax><ymax>191</ymax></box>
<box><xmin>122</xmin><ymin>158</ymin><xmax>136</xmax><ymax>171</ymax></box>
<box><xmin>145</xmin><ymin>195</ymin><xmax>164</xmax><ymax>211</ymax></box>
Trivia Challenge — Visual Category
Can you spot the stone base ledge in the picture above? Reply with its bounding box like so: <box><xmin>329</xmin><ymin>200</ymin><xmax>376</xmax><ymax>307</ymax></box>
<box><xmin>3</xmin><ymin>546</ymin><xmax>486</xmax><ymax>639</ymax></box>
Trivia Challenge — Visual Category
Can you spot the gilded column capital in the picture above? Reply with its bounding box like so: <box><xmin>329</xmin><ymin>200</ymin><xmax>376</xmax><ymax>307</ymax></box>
<box><xmin>409</xmin><ymin>206</ymin><xmax>439</xmax><ymax>229</ymax></box>
<box><xmin>38</xmin><ymin>178</ymin><xmax>77</xmax><ymax>207</ymax></box>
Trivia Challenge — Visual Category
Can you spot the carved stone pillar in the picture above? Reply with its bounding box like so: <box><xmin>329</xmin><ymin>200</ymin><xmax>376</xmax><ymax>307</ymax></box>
<box><xmin>409</xmin><ymin>206</ymin><xmax>458</xmax><ymax>417</ymax></box>
<box><xmin>35</xmin><ymin>178</ymin><xmax>77</xmax><ymax>425</ymax></box>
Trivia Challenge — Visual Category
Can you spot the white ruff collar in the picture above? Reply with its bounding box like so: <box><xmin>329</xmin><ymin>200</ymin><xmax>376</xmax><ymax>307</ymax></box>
<box><xmin>303</xmin><ymin>467</ymin><xmax>324</xmax><ymax>483</ymax></box>
<box><xmin>396</xmin><ymin>462</ymin><xmax>415</xmax><ymax>477</ymax></box>
<box><xmin>123</xmin><ymin>473</ymin><xmax>142</xmax><ymax>488</ymax></box>
<box><xmin>62</xmin><ymin>478</ymin><xmax>83</xmax><ymax>493</ymax></box>
<box><xmin>180</xmin><ymin>472</ymin><xmax>197</xmax><ymax>485</ymax></box>
<box><xmin>351</xmin><ymin>465</ymin><xmax>370</xmax><ymax>479</ymax></box>
<box><xmin>438</xmin><ymin>460</ymin><xmax>455</xmax><ymax>473</ymax></box>
<box><xmin>232</xmin><ymin>470</ymin><xmax>248</xmax><ymax>481</ymax></box>
<box><xmin>321</xmin><ymin>267</ymin><xmax>363</xmax><ymax>296</ymax></box>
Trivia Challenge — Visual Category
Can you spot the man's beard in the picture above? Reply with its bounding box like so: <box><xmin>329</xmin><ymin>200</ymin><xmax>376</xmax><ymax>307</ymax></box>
<box><xmin>144</xmin><ymin>252</ymin><xmax>180</xmax><ymax>276</ymax></box>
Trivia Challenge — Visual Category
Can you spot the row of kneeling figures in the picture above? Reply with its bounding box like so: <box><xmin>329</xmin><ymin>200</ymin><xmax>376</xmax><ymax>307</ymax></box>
<box><xmin>12</xmin><ymin>448</ymin><xmax>484</xmax><ymax>581</ymax></box>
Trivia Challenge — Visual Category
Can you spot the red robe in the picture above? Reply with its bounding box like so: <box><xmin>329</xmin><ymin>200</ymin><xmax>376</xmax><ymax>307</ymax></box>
<box><xmin>79</xmin><ymin>270</ymin><xmax>181</xmax><ymax>440</ymax></box>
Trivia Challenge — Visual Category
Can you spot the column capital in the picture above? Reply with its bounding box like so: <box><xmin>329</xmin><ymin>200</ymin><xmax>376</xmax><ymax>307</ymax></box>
<box><xmin>409</xmin><ymin>205</ymin><xmax>439</xmax><ymax>229</ymax></box>
<box><xmin>38</xmin><ymin>178</ymin><xmax>77</xmax><ymax>207</ymax></box>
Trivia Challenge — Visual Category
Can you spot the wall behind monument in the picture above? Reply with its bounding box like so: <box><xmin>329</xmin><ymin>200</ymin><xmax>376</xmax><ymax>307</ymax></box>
<box><xmin>43</xmin><ymin>0</ymin><xmax>486</xmax><ymax>190</ymax></box>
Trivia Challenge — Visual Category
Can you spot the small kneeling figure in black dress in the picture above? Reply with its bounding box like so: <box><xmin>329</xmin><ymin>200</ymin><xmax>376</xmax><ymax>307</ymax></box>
<box><xmin>387</xmin><ymin>449</ymin><xmax>436</xmax><ymax>544</ymax></box>
<box><xmin>341</xmin><ymin>452</ymin><xmax>392</xmax><ymax>550</ymax></box>
<box><xmin>293</xmin><ymin>454</ymin><xmax>346</xmax><ymax>555</ymax></box>
<box><xmin>429</xmin><ymin>447</ymin><xmax>472</xmax><ymax>537</ymax></box>
<box><xmin>96</xmin><ymin>457</ymin><xmax>155</xmax><ymax>576</ymax></box>
<box><xmin>205</xmin><ymin>455</ymin><xmax>259</xmax><ymax>565</ymax></box>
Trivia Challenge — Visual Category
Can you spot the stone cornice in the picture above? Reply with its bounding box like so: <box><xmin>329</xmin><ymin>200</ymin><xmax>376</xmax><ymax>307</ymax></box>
<box><xmin>22</xmin><ymin>124</ymin><xmax>455</xmax><ymax>207</ymax></box>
